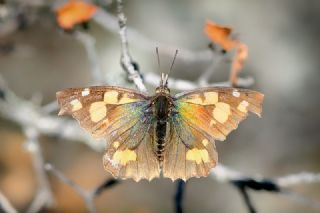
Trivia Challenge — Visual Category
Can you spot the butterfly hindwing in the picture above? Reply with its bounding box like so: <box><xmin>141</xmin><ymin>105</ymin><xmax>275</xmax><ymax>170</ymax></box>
<box><xmin>162</xmin><ymin>122</ymin><xmax>218</xmax><ymax>181</ymax></box>
<box><xmin>57</xmin><ymin>86</ymin><xmax>161</xmax><ymax>180</ymax></box>
<box><xmin>103</xmin><ymin>123</ymin><xmax>161</xmax><ymax>181</ymax></box>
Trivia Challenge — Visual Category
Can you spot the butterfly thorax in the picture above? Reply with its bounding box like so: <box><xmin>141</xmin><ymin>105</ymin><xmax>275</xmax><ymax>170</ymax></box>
<box><xmin>152</xmin><ymin>88</ymin><xmax>173</xmax><ymax>164</ymax></box>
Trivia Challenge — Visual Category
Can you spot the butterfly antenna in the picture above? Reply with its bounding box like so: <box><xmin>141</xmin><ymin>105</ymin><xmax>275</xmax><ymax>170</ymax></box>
<box><xmin>156</xmin><ymin>47</ymin><xmax>164</xmax><ymax>86</ymax></box>
<box><xmin>168</xmin><ymin>49</ymin><xmax>178</xmax><ymax>77</ymax></box>
<box><xmin>156</xmin><ymin>47</ymin><xmax>161</xmax><ymax>72</ymax></box>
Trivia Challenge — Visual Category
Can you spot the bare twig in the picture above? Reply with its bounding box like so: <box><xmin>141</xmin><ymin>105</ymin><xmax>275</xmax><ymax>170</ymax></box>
<box><xmin>41</xmin><ymin>100</ymin><xmax>59</xmax><ymax>114</ymax></box>
<box><xmin>93</xmin><ymin>8</ymin><xmax>214</xmax><ymax>64</ymax></box>
<box><xmin>174</xmin><ymin>180</ymin><xmax>186</xmax><ymax>213</ymax></box>
<box><xmin>45</xmin><ymin>163</ymin><xmax>119</xmax><ymax>213</ymax></box>
<box><xmin>211</xmin><ymin>164</ymin><xmax>320</xmax><ymax>211</ymax></box>
<box><xmin>197</xmin><ymin>52</ymin><xmax>225</xmax><ymax>86</ymax></box>
<box><xmin>116</xmin><ymin>0</ymin><xmax>146</xmax><ymax>92</ymax></box>
<box><xmin>0</xmin><ymin>191</ymin><xmax>17</xmax><ymax>213</ymax></box>
<box><xmin>0</xmin><ymin>75</ymin><xmax>104</xmax><ymax>151</ymax></box>
<box><xmin>24</xmin><ymin>127</ymin><xmax>54</xmax><ymax>213</ymax></box>
<box><xmin>233</xmin><ymin>182</ymin><xmax>256</xmax><ymax>213</ymax></box>
<box><xmin>93</xmin><ymin>178</ymin><xmax>120</xmax><ymax>197</ymax></box>
<box><xmin>74</xmin><ymin>31</ymin><xmax>105</xmax><ymax>85</ymax></box>
<box><xmin>211</xmin><ymin>165</ymin><xmax>320</xmax><ymax>187</ymax></box>
<box><xmin>276</xmin><ymin>172</ymin><xmax>320</xmax><ymax>187</ymax></box>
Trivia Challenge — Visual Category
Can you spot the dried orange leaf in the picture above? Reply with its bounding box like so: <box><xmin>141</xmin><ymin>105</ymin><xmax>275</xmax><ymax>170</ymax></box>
<box><xmin>204</xmin><ymin>20</ymin><xmax>237</xmax><ymax>51</ymax></box>
<box><xmin>230</xmin><ymin>43</ymin><xmax>248</xmax><ymax>85</ymax></box>
<box><xmin>204</xmin><ymin>20</ymin><xmax>249</xmax><ymax>86</ymax></box>
<box><xmin>56</xmin><ymin>0</ymin><xmax>98</xmax><ymax>30</ymax></box>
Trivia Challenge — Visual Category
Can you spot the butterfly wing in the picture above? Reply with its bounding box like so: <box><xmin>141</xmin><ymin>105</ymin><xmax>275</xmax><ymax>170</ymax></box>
<box><xmin>56</xmin><ymin>86</ymin><xmax>160</xmax><ymax>181</ymax></box>
<box><xmin>174</xmin><ymin>87</ymin><xmax>264</xmax><ymax>141</ymax></box>
<box><xmin>162</xmin><ymin>121</ymin><xmax>218</xmax><ymax>181</ymax></box>
<box><xmin>162</xmin><ymin>87</ymin><xmax>264</xmax><ymax>180</ymax></box>
<box><xmin>103</xmin><ymin>123</ymin><xmax>160</xmax><ymax>181</ymax></box>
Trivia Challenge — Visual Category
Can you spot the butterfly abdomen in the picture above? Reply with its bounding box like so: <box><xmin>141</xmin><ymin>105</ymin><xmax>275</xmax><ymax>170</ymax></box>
<box><xmin>153</xmin><ymin>95</ymin><xmax>171</xmax><ymax>162</ymax></box>
<box><xmin>155</xmin><ymin>121</ymin><xmax>166</xmax><ymax>161</ymax></box>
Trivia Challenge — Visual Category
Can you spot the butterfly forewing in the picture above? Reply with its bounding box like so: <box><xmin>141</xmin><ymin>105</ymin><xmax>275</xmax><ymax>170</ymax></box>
<box><xmin>56</xmin><ymin>86</ymin><xmax>161</xmax><ymax>180</ymax></box>
<box><xmin>57</xmin><ymin>86</ymin><xmax>148</xmax><ymax>138</ymax></box>
<box><xmin>174</xmin><ymin>87</ymin><xmax>264</xmax><ymax>141</ymax></box>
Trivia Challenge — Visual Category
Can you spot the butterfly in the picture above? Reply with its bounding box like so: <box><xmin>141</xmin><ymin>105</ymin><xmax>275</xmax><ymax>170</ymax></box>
<box><xmin>56</xmin><ymin>73</ymin><xmax>264</xmax><ymax>181</ymax></box>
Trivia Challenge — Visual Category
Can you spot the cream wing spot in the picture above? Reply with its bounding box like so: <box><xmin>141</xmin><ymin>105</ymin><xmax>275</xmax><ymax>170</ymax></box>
<box><xmin>203</xmin><ymin>92</ymin><xmax>218</xmax><ymax>105</ymax></box>
<box><xmin>103</xmin><ymin>91</ymin><xmax>119</xmax><ymax>104</ymax></box>
<box><xmin>113</xmin><ymin>149</ymin><xmax>137</xmax><ymax>165</ymax></box>
<box><xmin>113</xmin><ymin>141</ymin><xmax>120</xmax><ymax>148</ymax></box>
<box><xmin>70</xmin><ymin>99</ymin><xmax>82</xmax><ymax>112</ymax></box>
<box><xmin>81</xmin><ymin>88</ymin><xmax>90</xmax><ymax>96</ymax></box>
<box><xmin>89</xmin><ymin>101</ymin><xmax>107</xmax><ymax>122</ymax></box>
<box><xmin>213</xmin><ymin>102</ymin><xmax>231</xmax><ymax>123</ymax></box>
<box><xmin>183</xmin><ymin>95</ymin><xmax>203</xmax><ymax>104</ymax></box>
<box><xmin>186</xmin><ymin>148</ymin><xmax>209</xmax><ymax>164</ymax></box>
<box><xmin>232</xmin><ymin>90</ymin><xmax>240</xmax><ymax>97</ymax></box>
<box><xmin>202</xmin><ymin>139</ymin><xmax>209</xmax><ymax>147</ymax></box>
<box><xmin>210</xmin><ymin>120</ymin><xmax>216</xmax><ymax>126</ymax></box>
<box><xmin>118</xmin><ymin>94</ymin><xmax>139</xmax><ymax>104</ymax></box>
<box><xmin>237</xmin><ymin>100</ymin><xmax>249</xmax><ymax>113</ymax></box>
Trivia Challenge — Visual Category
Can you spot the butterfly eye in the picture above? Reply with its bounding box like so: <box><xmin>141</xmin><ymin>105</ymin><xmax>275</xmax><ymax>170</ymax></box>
<box><xmin>155</xmin><ymin>86</ymin><xmax>170</xmax><ymax>94</ymax></box>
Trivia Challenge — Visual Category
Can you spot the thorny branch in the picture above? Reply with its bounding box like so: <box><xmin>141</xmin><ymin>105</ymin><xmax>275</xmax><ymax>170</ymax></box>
<box><xmin>0</xmin><ymin>1</ymin><xmax>320</xmax><ymax>213</ymax></box>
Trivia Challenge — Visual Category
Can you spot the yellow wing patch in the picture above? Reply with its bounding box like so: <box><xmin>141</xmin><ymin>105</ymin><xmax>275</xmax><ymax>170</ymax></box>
<box><xmin>181</xmin><ymin>91</ymin><xmax>233</xmax><ymax>123</ymax></box>
<box><xmin>203</xmin><ymin>92</ymin><xmax>218</xmax><ymax>105</ymax></box>
<box><xmin>186</xmin><ymin>148</ymin><xmax>209</xmax><ymax>164</ymax></box>
<box><xmin>104</xmin><ymin>91</ymin><xmax>119</xmax><ymax>104</ymax></box>
<box><xmin>70</xmin><ymin>99</ymin><xmax>82</xmax><ymax>112</ymax></box>
<box><xmin>87</xmin><ymin>91</ymin><xmax>141</xmax><ymax>122</ymax></box>
<box><xmin>118</xmin><ymin>94</ymin><xmax>140</xmax><ymax>104</ymax></box>
<box><xmin>237</xmin><ymin>100</ymin><xmax>249</xmax><ymax>113</ymax></box>
<box><xmin>89</xmin><ymin>101</ymin><xmax>107</xmax><ymax>122</ymax></box>
<box><xmin>181</xmin><ymin>91</ymin><xmax>219</xmax><ymax>105</ymax></box>
<box><xmin>113</xmin><ymin>149</ymin><xmax>137</xmax><ymax>165</ymax></box>
<box><xmin>202</xmin><ymin>139</ymin><xmax>209</xmax><ymax>146</ymax></box>
<box><xmin>113</xmin><ymin>141</ymin><xmax>120</xmax><ymax>148</ymax></box>
<box><xmin>103</xmin><ymin>91</ymin><xmax>140</xmax><ymax>104</ymax></box>
<box><xmin>212</xmin><ymin>102</ymin><xmax>231</xmax><ymax>123</ymax></box>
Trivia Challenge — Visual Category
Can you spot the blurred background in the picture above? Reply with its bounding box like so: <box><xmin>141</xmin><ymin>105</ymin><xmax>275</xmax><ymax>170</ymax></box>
<box><xmin>0</xmin><ymin>0</ymin><xmax>320</xmax><ymax>212</ymax></box>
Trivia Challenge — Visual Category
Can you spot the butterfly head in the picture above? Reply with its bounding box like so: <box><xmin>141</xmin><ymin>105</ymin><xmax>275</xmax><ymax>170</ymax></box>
<box><xmin>156</xmin><ymin>73</ymin><xmax>170</xmax><ymax>94</ymax></box>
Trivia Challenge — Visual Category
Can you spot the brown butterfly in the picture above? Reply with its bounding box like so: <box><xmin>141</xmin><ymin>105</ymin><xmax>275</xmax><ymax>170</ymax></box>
<box><xmin>56</xmin><ymin>73</ymin><xmax>264</xmax><ymax>181</ymax></box>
